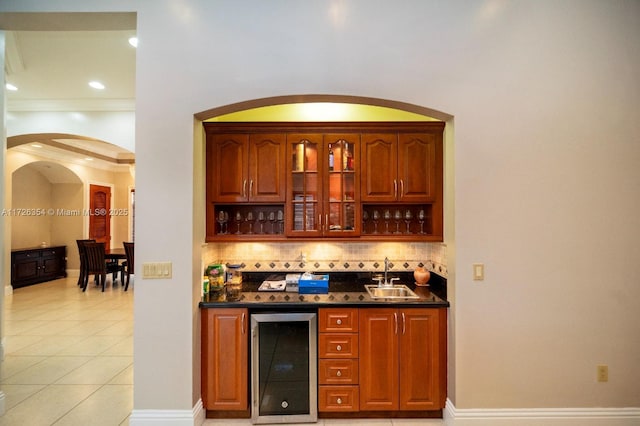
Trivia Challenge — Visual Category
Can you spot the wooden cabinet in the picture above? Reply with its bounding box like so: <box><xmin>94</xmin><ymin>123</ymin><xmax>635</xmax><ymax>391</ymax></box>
<box><xmin>359</xmin><ymin>308</ymin><xmax>446</xmax><ymax>411</ymax></box>
<box><xmin>201</xmin><ymin>308</ymin><xmax>248</xmax><ymax>412</ymax></box>
<box><xmin>361</xmin><ymin>131</ymin><xmax>442</xmax><ymax>202</ymax></box>
<box><xmin>204</xmin><ymin>122</ymin><xmax>444</xmax><ymax>242</ymax></box>
<box><xmin>318</xmin><ymin>308</ymin><xmax>360</xmax><ymax>412</ymax></box>
<box><xmin>11</xmin><ymin>246</ymin><xmax>67</xmax><ymax>288</ymax></box>
<box><xmin>208</xmin><ymin>133</ymin><xmax>286</xmax><ymax>203</ymax></box>
<box><xmin>285</xmin><ymin>134</ymin><xmax>360</xmax><ymax>237</ymax></box>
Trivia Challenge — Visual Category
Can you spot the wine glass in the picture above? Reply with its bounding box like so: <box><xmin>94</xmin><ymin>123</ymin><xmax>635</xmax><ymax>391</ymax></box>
<box><xmin>217</xmin><ymin>211</ymin><xmax>226</xmax><ymax>235</ymax></box>
<box><xmin>383</xmin><ymin>209</ymin><xmax>391</xmax><ymax>234</ymax></box>
<box><xmin>277</xmin><ymin>210</ymin><xmax>284</xmax><ymax>234</ymax></box>
<box><xmin>372</xmin><ymin>210</ymin><xmax>380</xmax><ymax>234</ymax></box>
<box><xmin>405</xmin><ymin>209</ymin><xmax>413</xmax><ymax>234</ymax></box>
<box><xmin>258</xmin><ymin>211</ymin><xmax>266</xmax><ymax>234</ymax></box>
<box><xmin>394</xmin><ymin>209</ymin><xmax>402</xmax><ymax>234</ymax></box>
<box><xmin>223</xmin><ymin>211</ymin><xmax>229</xmax><ymax>234</ymax></box>
<box><xmin>362</xmin><ymin>210</ymin><xmax>369</xmax><ymax>234</ymax></box>
<box><xmin>269</xmin><ymin>211</ymin><xmax>276</xmax><ymax>234</ymax></box>
<box><xmin>235</xmin><ymin>211</ymin><xmax>242</xmax><ymax>234</ymax></box>
<box><xmin>246</xmin><ymin>212</ymin><xmax>254</xmax><ymax>234</ymax></box>
<box><xmin>418</xmin><ymin>209</ymin><xmax>425</xmax><ymax>234</ymax></box>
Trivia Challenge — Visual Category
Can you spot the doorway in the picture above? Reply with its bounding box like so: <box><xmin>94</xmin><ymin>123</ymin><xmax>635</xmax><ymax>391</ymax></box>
<box><xmin>89</xmin><ymin>184</ymin><xmax>112</xmax><ymax>246</ymax></box>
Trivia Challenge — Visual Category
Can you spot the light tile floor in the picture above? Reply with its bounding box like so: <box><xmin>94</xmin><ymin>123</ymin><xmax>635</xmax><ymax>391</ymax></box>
<box><xmin>1</xmin><ymin>277</ymin><xmax>133</xmax><ymax>426</ymax></box>
<box><xmin>2</xmin><ymin>277</ymin><xmax>443</xmax><ymax>426</ymax></box>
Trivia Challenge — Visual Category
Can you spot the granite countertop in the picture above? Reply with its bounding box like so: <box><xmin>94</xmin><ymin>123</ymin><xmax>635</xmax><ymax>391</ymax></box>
<box><xmin>199</xmin><ymin>271</ymin><xmax>449</xmax><ymax>309</ymax></box>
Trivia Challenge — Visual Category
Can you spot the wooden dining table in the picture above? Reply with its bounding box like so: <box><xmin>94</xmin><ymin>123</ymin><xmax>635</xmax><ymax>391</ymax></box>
<box><xmin>105</xmin><ymin>247</ymin><xmax>126</xmax><ymax>260</ymax></box>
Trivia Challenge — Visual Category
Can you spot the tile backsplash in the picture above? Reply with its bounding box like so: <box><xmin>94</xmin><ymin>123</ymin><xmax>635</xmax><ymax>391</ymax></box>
<box><xmin>203</xmin><ymin>241</ymin><xmax>447</xmax><ymax>277</ymax></box>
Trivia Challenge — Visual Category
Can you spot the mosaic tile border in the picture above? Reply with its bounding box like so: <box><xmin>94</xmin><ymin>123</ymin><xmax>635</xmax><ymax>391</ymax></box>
<box><xmin>220</xmin><ymin>259</ymin><xmax>448</xmax><ymax>278</ymax></box>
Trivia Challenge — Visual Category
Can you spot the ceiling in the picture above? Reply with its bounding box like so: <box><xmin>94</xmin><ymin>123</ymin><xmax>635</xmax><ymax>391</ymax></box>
<box><xmin>4</xmin><ymin>26</ymin><xmax>136</xmax><ymax>165</ymax></box>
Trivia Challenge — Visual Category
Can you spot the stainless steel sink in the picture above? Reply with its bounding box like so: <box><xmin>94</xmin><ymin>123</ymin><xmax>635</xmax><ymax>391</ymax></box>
<box><xmin>365</xmin><ymin>284</ymin><xmax>419</xmax><ymax>300</ymax></box>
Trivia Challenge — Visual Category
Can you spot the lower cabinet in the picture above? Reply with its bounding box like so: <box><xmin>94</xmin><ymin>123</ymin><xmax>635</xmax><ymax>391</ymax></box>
<box><xmin>201</xmin><ymin>308</ymin><xmax>248</xmax><ymax>411</ymax></box>
<box><xmin>359</xmin><ymin>307</ymin><xmax>447</xmax><ymax>411</ymax></box>
<box><xmin>318</xmin><ymin>308</ymin><xmax>359</xmax><ymax>412</ymax></box>
<box><xmin>11</xmin><ymin>246</ymin><xmax>67</xmax><ymax>288</ymax></box>
<box><xmin>201</xmin><ymin>306</ymin><xmax>446</xmax><ymax>418</ymax></box>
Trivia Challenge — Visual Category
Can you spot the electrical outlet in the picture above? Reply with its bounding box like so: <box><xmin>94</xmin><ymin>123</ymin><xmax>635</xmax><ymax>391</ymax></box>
<box><xmin>597</xmin><ymin>365</ymin><xmax>608</xmax><ymax>382</ymax></box>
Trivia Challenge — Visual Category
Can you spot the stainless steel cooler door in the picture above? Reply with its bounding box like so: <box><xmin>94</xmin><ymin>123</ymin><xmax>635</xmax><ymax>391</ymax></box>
<box><xmin>251</xmin><ymin>312</ymin><xmax>317</xmax><ymax>424</ymax></box>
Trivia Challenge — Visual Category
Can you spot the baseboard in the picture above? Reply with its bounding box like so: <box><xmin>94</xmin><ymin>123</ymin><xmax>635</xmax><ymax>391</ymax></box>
<box><xmin>129</xmin><ymin>399</ymin><xmax>204</xmax><ymax>426</ymax></box>
<box><xmin>0</xmin><ymin>391</ymin><xmax>5</xmax><ymax>416</ymax></box>
<box><xmin>4</xmin><ymin>285</ymin><xmax>13</xmax><ymax>296</ymax></box>
<box><xmin>445</xmin><ymin>399</ymin><xmax>640</xmax><ymax>426</ymax></box>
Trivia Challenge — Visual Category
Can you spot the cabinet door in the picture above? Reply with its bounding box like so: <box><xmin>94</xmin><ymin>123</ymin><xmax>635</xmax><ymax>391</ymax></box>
<box><xmin>360</xmin><ymin>134</ymin><xmax>398</xmax><ymax>202</ymax></box>
<box><xmin>211</xmin><ymin>134</ymin><xmax>249</xmax><ymax>202</ymax></box>
<box><xmin>201</xmin><ymin>308</ymin><xmax>248</xmax><ymax>411</ymax></box>
<box><xmin>249</xmin><ymin>133</ymin><xmax>286</xmax><ymax>202</ymax></box>
<box><xmin>286</xmin><ymin>134</ymin><xmax>322</xmax><ymax>237</ymax></box>
<box><xmin>359</xmin><ymin>309</ymin><xmax>399</xmax><ymax>411</ymax></box>
<box><xmin>324</xmin><ymin>134</ymin><xmax>360</xmax><ymax>236</ymax></box>
<box><xmin>398</xmin><ymin>133</ymin><xmax>438</xmax><ymax>202</ymax></box>
<box><xmin>398</xmin><ymin>308</ymin><xmax>443</xmax><ymax>410</ymax></box>
<box><xmin>12</xmin><ymin>252</ymin><xmax>40</xmax><ymax>284</ymax></box>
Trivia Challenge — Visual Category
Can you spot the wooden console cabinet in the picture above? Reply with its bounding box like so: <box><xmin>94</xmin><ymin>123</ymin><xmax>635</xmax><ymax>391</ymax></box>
<box><xmin>11</xmin><ymin>246</ymin><xmax>67</xmax><ymax>288</ymax></box>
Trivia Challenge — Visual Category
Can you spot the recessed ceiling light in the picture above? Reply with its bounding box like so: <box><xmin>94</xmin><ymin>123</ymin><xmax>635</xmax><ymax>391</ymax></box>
<box><xmin>128</xmin><ymin>37</ymin><xmax>138</xmax><ymax>48</ymax></box>
<box><xmin>89</xmin><ymin>81</ymin><xmax>105</xmax><ymax>90</ymax></box>
<box><xmin>6</xmin><ymin>83</ymin><xmax>18</xmax><ymax>91</ymax></box>
<box><xmin>84</xmin><ymin>157</ymin><xmax>94</xmax><ymax>161</ymax></box>
<box><xmin>31</xmin><ymin>143</ymin><xmax>43</xmax><ymax>148</ymax></box>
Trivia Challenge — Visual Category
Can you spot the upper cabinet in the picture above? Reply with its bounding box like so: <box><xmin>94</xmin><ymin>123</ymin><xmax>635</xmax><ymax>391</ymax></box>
<box><xmin>204</xmin><ymin>122</ymin><xmax>444</xmax><ymax>242</ymax></box>
<box><xmin>285</xmin><ymin>133</ymin><xmax>360</xmax><ymax>238</ymax></box>
<box><xmin>209</xmin><ymin>133</ymin><xmax>286</xmax><ymax>203</ymax></box>
<box><xmin>361</xmin><ymin>131</ymin><xmax>441</xmax><ymax>202</ymax></box>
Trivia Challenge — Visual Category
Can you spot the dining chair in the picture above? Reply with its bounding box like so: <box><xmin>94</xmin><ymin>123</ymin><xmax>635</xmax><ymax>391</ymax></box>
<box><xmin>82</xmin><ymin>242</ymin><xmax>120</xmax><ymax>292</ymax></box>
<box><xmin>122</xmin><ymin>242</ymin><xmax>134</xmax><ymax>291</ymax></box>
<box><xmin>76</xmin><ymin>239</ymin><xmax>95</xmax><ymax>287</ymax></box>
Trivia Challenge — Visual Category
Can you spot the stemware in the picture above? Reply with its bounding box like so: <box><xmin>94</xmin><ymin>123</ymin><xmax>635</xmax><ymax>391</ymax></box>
<box><xmin>235</xmin><ymin>211</ymin><xmax>242</xmax><ymax>234</ymax></box>
<box><xmin>217</xmin><ymin>211</ymin><xmax>226</xmax><ymax>235</ymax></box>
<box><xmin>383</xmin><ymin>209</ymin><xmax>391</xmax><ymax>234</ymax></box>
<box><xmin>404</xmin><ymin>209</ymin><xmax>413</xmax><ymax>234</ymax></box>
<box><xmin>223</xmin><ymin>211</ymin><xmax>229</xmax><ymax>234</ymax></box>
<box><xmin>394</xmin><ymin>209</ymin><xmax>402</xmax><ymax>234</ymax></box>
<box><xmin>277</xmin><ymin>210</ymin><xmax>284</xmax><ymax>234</ymax></box>
<box><xmin>258</xmin><ymin>211</ymin><xmax>266</xmax><ymax>234</ymax></box>
<box><xmin>372</xmin><ymin>210</ymin><xmax>380</xmax><ymax>234</ymax></box>
<box><xmin>246</xmin><ymin>212</ymin><xmax>254</xmax><ymax>234</ymax></box>
<box><xmin>362</xmin><ymin>210</ymin><xmax>369</xmax><ymax>234</ymax></box>
<box><xmin>418</xmin><ymin>209</ymin><xmax>425</xmax><ymax>234</ymax></box>
<box><xmin>269</xmin><ymin>212</ymin><xmax>276</xmax><ymax>234</ymax></box>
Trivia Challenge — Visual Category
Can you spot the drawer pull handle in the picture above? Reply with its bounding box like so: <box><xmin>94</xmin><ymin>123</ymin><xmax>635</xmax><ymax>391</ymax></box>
<box><xmin>336</xmin><ymin>319</ymin><xmax>342</xmax><ymax>325</ymax></box>
<box><xmin>336</xmin><ymin>370</ymin><xmax>342</xmax><ymax>377</ymax></box>
<box><xmin>336</xmin><ymin>398</ymin><xmax>342</xmax><ymax>405</ymax></box>
<box><xmin>336</xmin><ymin>345</ymin><xmax>342</xmax><ymax>351</ymax></box>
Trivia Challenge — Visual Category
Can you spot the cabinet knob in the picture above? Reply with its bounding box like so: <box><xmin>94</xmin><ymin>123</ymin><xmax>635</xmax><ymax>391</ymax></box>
<box><xmin>336</xmin><ymin>345</ymin><xmax>342</xmax><ymax>351</ymax></box>
<box><xmin>336</xmin><ymin>370</ymin><xmax>342</xmax><ymax>377</ymax></box>
<box><xmin>336</xmin><ymin>398</ymin><xmax>342</xmax><ymax>405</ymax></box>
<box><xmin>336</xmin><ymin>319</ymin><xmax>342</xmax><ymax>325</ymax></box>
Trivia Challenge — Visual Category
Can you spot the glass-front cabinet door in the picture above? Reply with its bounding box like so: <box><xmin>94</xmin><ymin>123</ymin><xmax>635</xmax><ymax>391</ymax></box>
<box><xmin>285</xmin><ymin>133</ymin><xmax>360</xmax><ymax>237</ymax></box>
<box><xmin>287</xmin><ymin>134</ymin><xmax>322</xmax><ymax>237</ymax></box>
<box><xmin>324</xmin><ymin>134</ymin><xmax>359</xmax><ymax>237</ymax></box>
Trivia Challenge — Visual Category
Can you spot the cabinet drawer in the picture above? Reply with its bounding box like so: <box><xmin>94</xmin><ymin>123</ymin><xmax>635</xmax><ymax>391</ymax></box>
<box><xmin>319</xmin><ymin>359</ymin><xmax>358</xmax><ymax>384</ymax></box>
<box><xmin>14</xmin><ymin>252</ymin><xmax>40</xmax><ymax>262</ymax></box>
<box><xmin>319</xmin><ymin>308</ymin><xmax>358</xmax><ymax>332</ymax></box>
<box><xmin>318</xmin><ymin>333</ymin><xmax>358</xmax><ymax>358</ymax></box>
<box><xmin>319</xmin><ymin>385</ymin><xmax>359</xmax><ymax>412</ymax></box>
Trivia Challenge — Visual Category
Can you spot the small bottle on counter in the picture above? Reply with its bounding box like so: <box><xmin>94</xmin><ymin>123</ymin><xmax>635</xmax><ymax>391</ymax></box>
<box><xmin>202</xmin><ymin>276</ymin><xmax>210</xmax><ymax>295</ymax></box>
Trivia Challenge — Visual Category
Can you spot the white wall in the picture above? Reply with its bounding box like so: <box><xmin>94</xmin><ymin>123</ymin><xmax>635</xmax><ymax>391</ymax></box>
<box><xmin>2</xmin><ymin>0</ymin><xmax>639</xmax><ymax>421</ymax></box>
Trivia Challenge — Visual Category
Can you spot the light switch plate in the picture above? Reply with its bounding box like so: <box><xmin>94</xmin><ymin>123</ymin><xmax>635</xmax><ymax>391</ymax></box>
<box><xmin>473</xmin><ymin>263</ymin><xmax>484</xmax><ymax>281</ymax></box>
<box><xmin>142</xmin><ymin>262</ymin><xmax>172</xmax><ymax>279</ymax></box>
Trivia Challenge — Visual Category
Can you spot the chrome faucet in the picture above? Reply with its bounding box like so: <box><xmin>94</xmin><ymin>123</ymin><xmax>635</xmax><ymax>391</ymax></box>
<box><xmin>379</xmin><ymin>257</ymin><xmax>399</xmax><ymax>287</ymax></box>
